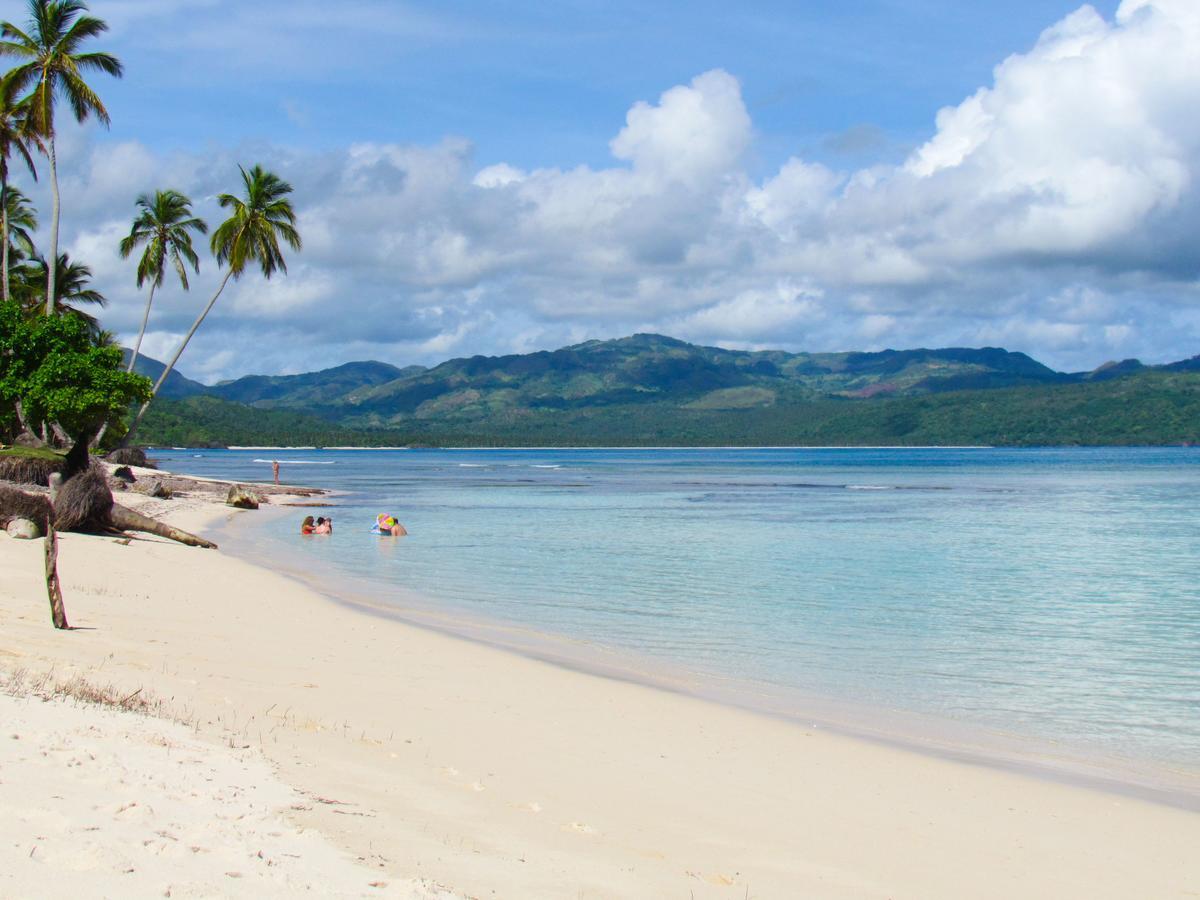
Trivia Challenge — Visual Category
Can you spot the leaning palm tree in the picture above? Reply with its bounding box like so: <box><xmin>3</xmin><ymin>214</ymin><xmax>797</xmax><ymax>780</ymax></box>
<box><xmin>0</xmin><ymin>71</ymin><xmax>40</xmax><ymax>301</ymax></box>
<box><xmin>0</xmin><ymin>0</ymin><xmax>122</xmax><ymax>312</ymax></box>
<box><xmin>123</xmin><ymin>164</ymin><xmax>301</xmax><ymax>444</ymax></box>
<box><xmin>119</xmin><ymin>190</ymin><xmax>207</xmax><ymax>374</ymax></box>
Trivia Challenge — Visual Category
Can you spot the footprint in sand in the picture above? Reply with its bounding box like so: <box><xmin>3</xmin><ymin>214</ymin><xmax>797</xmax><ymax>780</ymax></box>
<box><xmin>563</xmin><ymin>821</ymin><xmax>598</xmax><ymax>835</ymax></box>
<box><xmin>515</xmin><ymin>801</ymin><xmax>542</xmax><ymax>814</ymax></box>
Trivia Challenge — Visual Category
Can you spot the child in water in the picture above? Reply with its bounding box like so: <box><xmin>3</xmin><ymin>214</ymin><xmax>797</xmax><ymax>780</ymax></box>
<box><xmin>300</xmin><ymin>515</ymin><xmax>315</xmax><ymax>535</ymax></box>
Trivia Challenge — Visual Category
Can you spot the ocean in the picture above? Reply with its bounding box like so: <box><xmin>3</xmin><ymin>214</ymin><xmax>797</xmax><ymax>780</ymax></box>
<box><xmin>154</xmin><ymin>446</ymin><xmax>1200</xmax><ymax>785</ymax></box>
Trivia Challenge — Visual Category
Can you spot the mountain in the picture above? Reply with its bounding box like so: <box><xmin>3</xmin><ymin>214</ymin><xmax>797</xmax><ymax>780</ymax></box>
<box><xmin>123</xmin><ymin>350</ymin><xmax>209</xmax><ymax>399</ymax></box>
<box><xmin>129</xmin><ymin>335</ymin><xmax>1200</xmax><ymax>446</ymax></box>
<box><xmin>318</xmin><ymin>334</ymin><xmax>1072</xmax><ymax>428</ymax></box>
<box><xmin>208</xmin><ymin>360</ymin><xmax>419</xmax><ymax>406</ymax></box>
<box><xmin>140</xmin><ymin>368</ymin><xmax>1200</xmax><ymax>448</ymax></box>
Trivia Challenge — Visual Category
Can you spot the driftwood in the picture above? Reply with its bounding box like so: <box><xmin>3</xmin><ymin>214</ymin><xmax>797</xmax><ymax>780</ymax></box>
<box><xmin>2</xmin><ymin>467</ymin><xmax>216</xmax><ymax>549</ymax></box>
<box><xmin>45</xmin><ymin>474</ymin><xmax>68</xmax><ymax>629</ymax></box>
<box><xmin>44</xmin><ymin>518</ymin><xmax>68</xmax><ymax>629</ymax></box>
<box><xmin>53</xmin><ymin>466</ymin><xmax>113</xmax><ymax>531</ymax></box>
<box><xmin>0</xmin><ymin>483</ymin><xmax>51</xmax><ymax>528</ymax></box>
<box><xmin>105</xmin><ymin>446</ymin><xmax>154</xmax><ymax>468</ymax></box>
<box><xmin>226</xmin><ymin>484</ymin><xmax>260</xmax><ymax>509</ymax></box>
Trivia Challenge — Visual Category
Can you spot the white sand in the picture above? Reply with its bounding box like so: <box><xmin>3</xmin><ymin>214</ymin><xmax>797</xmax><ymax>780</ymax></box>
<box><xmin>0</xmin><ymin>685</ymin><xmax>452</xmax><ymax>899</ymax></box>
<box><xmin>1</xmin><ymin>480</ymin><xmax>1198</xmax><ymax>898</ymax></box>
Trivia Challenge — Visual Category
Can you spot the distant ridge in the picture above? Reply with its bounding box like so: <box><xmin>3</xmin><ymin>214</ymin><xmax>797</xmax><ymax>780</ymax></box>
<box><xmin>130</xmin><ymin>334</ymin><xmax>1200</xmax><ymax>447</ymax></box>
<box><xmin>123</xmin><ymin>350</ymin><xmax>208</xmax><ymax>400</ymax></box>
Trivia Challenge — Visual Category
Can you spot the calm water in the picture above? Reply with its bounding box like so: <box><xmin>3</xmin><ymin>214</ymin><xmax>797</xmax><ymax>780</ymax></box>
<box><xmin>154</xmin><ymin>446</ymin><xmax>1200</xmax><ymax>770</ymax></box>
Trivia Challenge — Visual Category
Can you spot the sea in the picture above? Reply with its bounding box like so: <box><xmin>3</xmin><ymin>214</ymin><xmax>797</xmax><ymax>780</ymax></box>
<box><xmin>152</xmin><ymin>446</ymin><xmax>1200</xmax><ymax>795</ymax></box>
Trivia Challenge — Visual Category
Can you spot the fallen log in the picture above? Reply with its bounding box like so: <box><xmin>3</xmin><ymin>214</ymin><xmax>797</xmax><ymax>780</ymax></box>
<box><xmin>108</xmin><ymin>503</ymin><xmax>217</xmax><ymax>549</ymax></box>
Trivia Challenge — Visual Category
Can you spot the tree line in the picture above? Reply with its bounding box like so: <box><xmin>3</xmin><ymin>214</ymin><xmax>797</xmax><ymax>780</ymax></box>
<box><xmin>0</xmin><ymin>0</ymin><xmax>302</xmax><ymax>453</ymax></box>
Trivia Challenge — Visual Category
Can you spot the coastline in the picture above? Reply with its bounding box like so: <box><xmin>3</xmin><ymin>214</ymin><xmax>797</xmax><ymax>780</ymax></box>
<box><xmin>214</xmin><ymin>500</ymin><xmax>1200</xmax><ymax>813</ymax></box>
<box><xmin>2</xmin><ymin>469</ymin><xmax>1198</xmax><ymax>897</ymax></box>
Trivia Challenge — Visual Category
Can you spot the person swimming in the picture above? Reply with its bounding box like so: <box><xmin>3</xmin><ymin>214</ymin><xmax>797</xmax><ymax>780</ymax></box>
<box><xmin>313</xmin><ymin>516</ymin><xmax>333</xmax><ymax>535</ymax></box>
<box><xmin>300</xmin><ymin>515</ymin><xmax>315</xmax><ymax>535</ymax></box>
<box><xmin>371</xmin><ymin>513</ymin><xmax>407</xmax><ymax>536</ymax></box>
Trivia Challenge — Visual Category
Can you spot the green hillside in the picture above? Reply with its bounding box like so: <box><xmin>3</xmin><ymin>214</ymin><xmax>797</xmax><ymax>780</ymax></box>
<box><xmin>138</xmin><ymin>369</ymin><xmax>1200</xmax><ymax>448</ymax></box>
<box><xmin>324</xmin><ymin>334</ymin><xmax>1072</xmax><ymax>427</ymax></box>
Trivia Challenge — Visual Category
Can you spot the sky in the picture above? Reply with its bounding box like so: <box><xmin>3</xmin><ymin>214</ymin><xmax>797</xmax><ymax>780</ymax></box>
<box><xmin>4</xmin><ymin>0</ymin><xmax>1200</xmax><ymax>382</ymax></box>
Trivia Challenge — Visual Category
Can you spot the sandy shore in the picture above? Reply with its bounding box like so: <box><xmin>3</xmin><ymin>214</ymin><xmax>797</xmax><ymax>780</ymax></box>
<box><xmin>1</xmin><ymin>470</ymin><xmax>1199</xmax><ymax>898</ymax></box>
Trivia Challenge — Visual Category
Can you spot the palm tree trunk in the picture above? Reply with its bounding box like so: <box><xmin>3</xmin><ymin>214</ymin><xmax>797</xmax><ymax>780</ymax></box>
<box><xmin>123</xmin><ymin>268</ymin><xmax>233</xmax><ymax>445</ymax></box>
<box><xmin>109</xmin><ymin>503</ymin><xmax>218</xmax><ymax>549</ymax></box>
<box><xmin>1</xmin><ymin>177</ymin><xmax>9</xmax><ymax>303</ymax></box>
<box><xmin>45</xmin><ymin>135</ymin><xmax>59</xmax><ymax>315</ymax></box>
<box><xmin>100</xmin><ymin>280</ymin><xmax>157</xmax><ymax>450</ymax></box>
<box><xmin>126</xmin><ymin>282</ymin><xmax>157</xmax><ymax>372</ymax></box>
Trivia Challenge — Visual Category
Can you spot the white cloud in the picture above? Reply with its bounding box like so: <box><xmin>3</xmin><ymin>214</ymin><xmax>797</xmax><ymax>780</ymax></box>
<box><xmin>610</xmin><ymin>69</ymin><xmax>752</xmax><ymax>188</ymax></box>
<box><xmin>20</xmin><ymin>2</ymin><xmax>1200</xmax><ymax>382</ymax></box>
<box><xmin>670</xmin><ymin>281</ymin><xmax>823</xmax><ymax>342</ymax></box>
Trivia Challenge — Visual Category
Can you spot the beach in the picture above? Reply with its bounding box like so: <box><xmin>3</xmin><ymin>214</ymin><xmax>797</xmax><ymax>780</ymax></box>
<box><xmin>2</xmin><ymin>473</ymin><xmax>1199</xmax><ymax>898</ymax></box>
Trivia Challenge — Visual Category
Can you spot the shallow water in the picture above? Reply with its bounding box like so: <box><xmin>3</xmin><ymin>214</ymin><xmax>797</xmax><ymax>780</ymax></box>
<box><xmin>157</xmin><ymin>446</ymin><xmax>1200</xmax><ymax>771</ymax></box>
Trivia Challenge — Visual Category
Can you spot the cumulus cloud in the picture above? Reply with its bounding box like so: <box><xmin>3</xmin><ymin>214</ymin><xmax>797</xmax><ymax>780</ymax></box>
<box><xmin>25</xmin><ymin>1</ymin><xmax>1200</xmax><ymax>381</ymax></box>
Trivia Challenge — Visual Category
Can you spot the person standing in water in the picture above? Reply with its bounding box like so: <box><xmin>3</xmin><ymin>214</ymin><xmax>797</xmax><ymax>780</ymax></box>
<box><xmin>272</xmin><ymin>460</ymin><xmax>280</xmax><ymax>484</ymax></box>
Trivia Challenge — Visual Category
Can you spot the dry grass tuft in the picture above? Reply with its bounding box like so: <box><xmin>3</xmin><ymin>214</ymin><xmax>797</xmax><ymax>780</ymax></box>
<box><xmin>1</xmin><ymin>667</ymin><xmax>177</xmax><ymax>721</ymax></box>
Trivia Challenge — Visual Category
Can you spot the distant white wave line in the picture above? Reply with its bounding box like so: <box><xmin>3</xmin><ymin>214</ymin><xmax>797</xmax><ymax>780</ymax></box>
<box><xmin>227</xmin><ymin>446</ymin><xmax>317</xmax><ymax>450</ymax></box>
<box><xmin>530</xmin><ymin>464</ymin><xmax>561</xmax><ymax>468</ymax></box>
<box><xmin>847</xmin><ymin>484</ymin><xmax>892</xmax><ymax>490</ymax></box>
<box><xmin>439</xmin><ymin>445</ymin><xmax>996</xmax><ymax>451</ymax></box>
<box><xmin>252</xmin><ymin>458</ymin><xmax>337</xmax><ymax>465</ymax></box>
<box><xmin>458</xmin><ymin>463</ymin><xmax>488</xmax><ymax>467</ymax></box>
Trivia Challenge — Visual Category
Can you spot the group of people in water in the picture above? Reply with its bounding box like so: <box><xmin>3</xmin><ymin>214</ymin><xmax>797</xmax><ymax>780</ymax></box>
<box><xmin>299</xmin><ymin>513</ymin><xmax>406</xmax><ymax>537</ymax></box>
<box><xmin>299</xmin><ymin>516</ymin><xmax>333</xmax><ymax>535</ymax></box>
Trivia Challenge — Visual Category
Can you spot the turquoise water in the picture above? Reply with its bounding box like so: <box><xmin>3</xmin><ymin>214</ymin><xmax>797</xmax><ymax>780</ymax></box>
<box><xmin>156</xmin><ymin>447</ymin><xmax>1200</xmax><ymax>771</ymax></box>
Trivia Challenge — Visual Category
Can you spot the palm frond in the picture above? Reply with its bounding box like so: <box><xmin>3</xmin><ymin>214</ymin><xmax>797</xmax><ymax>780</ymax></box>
<box><xmin>210</xmin><ymin>164</ymin><xmax>301</xmax><ymax>280</ymax></box>
<box><xmin>121</xmin><ymin>188</ymin><xmax>206</xmax><ymax>292</ymax></box>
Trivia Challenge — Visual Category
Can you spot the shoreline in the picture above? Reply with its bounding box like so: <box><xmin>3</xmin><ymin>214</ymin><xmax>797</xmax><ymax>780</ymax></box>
<box><xmin>214</xmin><ymin>499</ymin><xmax>1200</xmax><ymax>814</ymax></box>
<box><xmin>2</xmin><ymin>467</ymin><xmax>1199</xmax><ymax>896</ymax></box>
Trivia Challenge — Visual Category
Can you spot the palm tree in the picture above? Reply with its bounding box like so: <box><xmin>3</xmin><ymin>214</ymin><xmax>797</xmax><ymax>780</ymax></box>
<box><xmin>124</xmin><ymin>164</ymin><xmax>301</xmax><ymax>443</ymax></box>
<box><xmin>0</xmin><ymin>0</ymin><xmax>122</xmax><ymax>313</ymax></box>
<box><xmin>119</xmin><ymin>190</ymin><xmax>207</xmax><ymax>374</ymax></box>
<box><xmin>0</xmin><ymin>70</ymin><xmax>40</xmax><ymax>301</ymax></box>
<box><xmin>3</xmin><ymin>185</ymin><xmax>37</xmax><ymax>261</ymax></box>
<box><xmin>17</xmin><ymin>249</ymin><xmax>106</xmax><ymax>335</ymax></box>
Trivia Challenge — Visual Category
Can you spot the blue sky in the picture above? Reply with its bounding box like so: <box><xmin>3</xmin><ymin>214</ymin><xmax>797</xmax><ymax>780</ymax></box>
<box><xmin>99</xmin><ymin>0</ymin><xmax>1118</xmax><ymax>169</ymax></box>
<box><xmin>4</xmin><ymin>0</ymin><xmax>1197</xmax><ymax>382</ymax></box>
